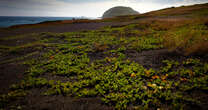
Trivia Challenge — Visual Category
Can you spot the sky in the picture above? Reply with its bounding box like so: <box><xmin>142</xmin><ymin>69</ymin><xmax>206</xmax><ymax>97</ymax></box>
<box><xmin>0</xmin><ymin>0</ymin><xmax>208</xmax><ymax>17</ymax></box>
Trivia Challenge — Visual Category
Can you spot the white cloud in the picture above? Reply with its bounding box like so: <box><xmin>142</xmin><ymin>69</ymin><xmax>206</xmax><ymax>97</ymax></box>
<box><xmin>0</xmin><ymin>0</ymin><xmax>207</xmax><ymax>17</ymax></box>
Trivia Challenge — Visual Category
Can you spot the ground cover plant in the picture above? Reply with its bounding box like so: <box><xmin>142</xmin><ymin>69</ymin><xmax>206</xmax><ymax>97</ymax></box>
<box><xmin>0</xmin><ymin>5</ymin><xmax>208</xmax><ymax>109</ymax></box>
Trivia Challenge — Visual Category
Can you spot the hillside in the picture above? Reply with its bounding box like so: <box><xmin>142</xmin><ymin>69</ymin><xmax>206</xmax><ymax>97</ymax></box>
<box><xmin>0</xmin><ymin>3</ymin><xmax>208</xmax><ymax>110</ymax></box>
<box><xmin>0</xmin><ymin>3</ymin><xmax>208</xmax><ymax>37</ymax></box>
<box><xmin>102</xmin><ymin>6</ymin><xmax>139</xmax><ymax>18</ymax></box>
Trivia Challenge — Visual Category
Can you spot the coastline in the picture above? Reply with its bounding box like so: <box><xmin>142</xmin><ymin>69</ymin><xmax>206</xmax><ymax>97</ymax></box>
<box><xmin>0</xmin><ymin>16</ymin><xmax>91</xmax><ymax>28</ymax></box>
<box><xmin>0</xmin><ymin>3</ymin><xmax>208</xmax><ymax>109</ymax></box>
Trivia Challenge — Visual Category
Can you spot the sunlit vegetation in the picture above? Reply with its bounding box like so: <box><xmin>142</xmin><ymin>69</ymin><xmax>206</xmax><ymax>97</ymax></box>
<box><xmin>163</xmin><ymin>20</ymin><xmax>208</xmax><ymax>55</ymax></box>
<box><xmin>0</xmin><ymin>3</ymin><xmax>208</xmax><ymax>109</ymax></box>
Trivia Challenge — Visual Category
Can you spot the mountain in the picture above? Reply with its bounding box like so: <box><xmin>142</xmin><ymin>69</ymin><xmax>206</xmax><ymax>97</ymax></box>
<box><xmin>102</xmin><ymin>6</ymin><xmax>139</xmax><ymax>18</ymax></box>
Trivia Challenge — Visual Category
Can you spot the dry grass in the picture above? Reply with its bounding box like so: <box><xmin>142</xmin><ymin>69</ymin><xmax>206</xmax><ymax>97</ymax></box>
<box><xmin>9</xmin><ymin>19</ymin><xmax>102</xmax><ymax>29</ymax></box>
<box><xmin>6</xmin><ymin>3</ymin><xmax>208</xmax><ymax>30</ymax></box>
<box><xmin>163</xmin><ymin>19</ymin><xmax>208</xmax><ymax>56</ymax></box>
<box><xmin>93</xmin><ymin>43</ymin><xmax>109</xmax><ymax>52</ymax></box>
<box><xmin>185</xmin><ymin>41</ymin><xmax>208</xmax><ymax>55</ymax></box>
<box><xmin>143</xmin><ymin>3</ymin><xmax>208</xmax><ymax>17</ymax></box>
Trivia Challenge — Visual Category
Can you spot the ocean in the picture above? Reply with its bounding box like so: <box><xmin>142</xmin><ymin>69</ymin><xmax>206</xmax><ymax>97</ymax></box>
<box><xmin>0</xmin><ymin>16</ymin><xmax>84</xmax><ymax>28</ymax></box>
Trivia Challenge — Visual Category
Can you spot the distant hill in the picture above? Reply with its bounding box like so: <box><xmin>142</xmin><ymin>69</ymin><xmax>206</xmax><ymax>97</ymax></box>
<box><xmin>4</xmin><ymin>3</ymin><xmax>208</xmax><ymax>29</ymax></box>
<box><xmin>102</xmin><ymin>6</ymin><xmax>139</xmax><ymax>18</ymax></box>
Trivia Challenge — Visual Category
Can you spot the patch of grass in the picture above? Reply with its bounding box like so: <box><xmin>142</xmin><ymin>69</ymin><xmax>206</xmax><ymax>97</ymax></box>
<box><xmin>4</xmin><ymin>27</ymin><xmax>205</xmax><ymax>109</ymax></box>
<box><xmin>0</xmin><ymin>51</ymin><xmax>39</xmax><ymax>64</ymax></box>
<box><xmin>129</xmin><ymin>36</ymin><xmax>163</xmax><ymax>52</ymax></box>
<box><xmin>163</xmin><ymin>22</ymin><xmax>208</xmax><ymax>55</ymax></box>
<box><xmin>8</xmin><ymin>41</ymin><xmax>47</xmax><ymax>54</ymax></box>
<box><xmin>0</xmin><ymin>33</ymin><xmax>39</xmax><ymax>41</ymax></box>
<box><xmin>93</xmin><ymin>43</ymin><xmax>109</xmax><ymax>52</ymax></box>
<box><xmin>1</xmin><ymin>7</ymin><xmax>208</xmax><ymax>109</ymax></box>
<box><xmin>0</xmin><ymin>45</ymin><xmax>11</xmax><ymax>50</ymax></box>
<box><xmin>20</xmin><ymin>51</ymin><xmax>207</xmax><ymax>109</ymax></box>
<box><xmin>0</xmin><ymin>90</ymin><xmax>27</xmax><ymax>108</ymax></box>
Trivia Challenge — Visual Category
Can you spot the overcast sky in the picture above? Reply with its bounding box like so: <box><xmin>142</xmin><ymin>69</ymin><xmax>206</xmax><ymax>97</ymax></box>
<box><xmin>0</xmin><ymin>0</ymin><xmax>207</xmax><ymax>17</ymax></box>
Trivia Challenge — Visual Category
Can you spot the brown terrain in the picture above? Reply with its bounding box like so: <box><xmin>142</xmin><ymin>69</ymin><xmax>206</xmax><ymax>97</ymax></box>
<box><xmin>0</xmin><ymin>3</ymin><xmax>208</xmax><ymax>110</ymax></box>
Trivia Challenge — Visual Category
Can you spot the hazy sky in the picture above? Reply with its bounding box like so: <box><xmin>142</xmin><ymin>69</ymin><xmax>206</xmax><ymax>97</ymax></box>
<box><xmin>0</xmin><ymin>0</ymin><xmax>207</xmax><ymax>17</ymax></box>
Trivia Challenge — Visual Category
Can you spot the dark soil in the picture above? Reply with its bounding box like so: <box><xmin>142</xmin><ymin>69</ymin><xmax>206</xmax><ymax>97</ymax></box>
<box><xmin>0</xmin><ymin>21</ymin><xmax>135</xmax><ymax>38</ymax></box>
<box><xmin>23</xmin><ymin>89</ymin><xmax>113</xmax><ymax>110</ymax></box>
<box><xmin>0</xmin><ymin>63</ymin><xmax>27</xmax><ymax>94</ymax></box>
<box><xmin>0</xmin><ymin>36</ymin><xmax>38</xmax><ymax>46</ymax></box>
<box><xmin>0</xmin><ymin>16</ymin><xmax>208</xmax><ymax>109</ymax></box>
<box><xmin>125</xmin><ymin>49</ymin><xmax>185</xmax><ymax>69</ymax></box>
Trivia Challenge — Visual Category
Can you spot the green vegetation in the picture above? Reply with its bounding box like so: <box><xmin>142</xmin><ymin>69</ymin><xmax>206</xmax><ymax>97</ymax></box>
<box><xmin>0</xmin><ymin>4</ymin><xmax>208</xmax><ymax>109</ymax></box>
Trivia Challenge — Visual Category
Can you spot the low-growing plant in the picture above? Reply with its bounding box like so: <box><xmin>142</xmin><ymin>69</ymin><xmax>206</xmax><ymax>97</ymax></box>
<box><xmin>1</xmin><ymin>16</ymin><xmax>208</xmax><ymax>109</ymax></box>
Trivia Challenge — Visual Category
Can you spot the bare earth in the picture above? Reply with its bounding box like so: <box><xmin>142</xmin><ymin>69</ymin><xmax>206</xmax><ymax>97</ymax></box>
<box><xmin>0</xmin><ymin>15</ymin><xmax>208</xmax><ymax>110</ymax></box>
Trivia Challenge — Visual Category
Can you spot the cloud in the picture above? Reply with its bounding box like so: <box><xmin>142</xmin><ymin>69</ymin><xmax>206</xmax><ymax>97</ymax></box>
<box><xmin>0</xmin><ymin>0</ymin><xmax>207</xmax><ymax>17</ymax></box>
<box><xmin>59</xmin><ymin>0</ymin><xmax>113</xmax><ymax>3</ymax></box>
